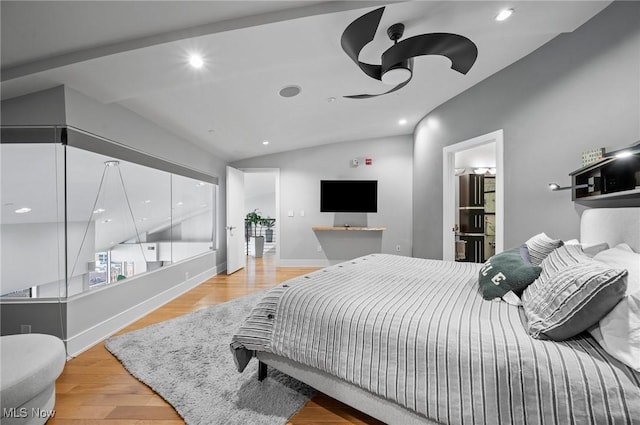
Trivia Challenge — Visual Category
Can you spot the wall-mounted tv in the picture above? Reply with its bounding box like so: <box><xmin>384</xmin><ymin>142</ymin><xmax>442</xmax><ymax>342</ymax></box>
<box><xmin>320</xmin><ymin>180</ymin><xmax>378</xmax><ymax>213</ymax></box>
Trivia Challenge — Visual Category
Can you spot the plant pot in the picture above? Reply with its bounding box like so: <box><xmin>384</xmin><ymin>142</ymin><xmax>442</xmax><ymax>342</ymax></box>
<box><xmin>251</xmin><ymin>236</ymin><xmax>265</xmax><ymax>258</ymax></box>
<box><xmin>265</xmin><ymin>228</ymin><xmax>273</xmax><ymax>243</ymax></box>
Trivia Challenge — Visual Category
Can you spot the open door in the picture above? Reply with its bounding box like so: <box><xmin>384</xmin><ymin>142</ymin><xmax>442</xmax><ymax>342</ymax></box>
<box><xmin>226</xmin><ymin>166</ymin><xmax>245</xmax><ymax>274</ymax></box>
<box><xmin>442</xmin><ymin>130</ymin><xmax>504</xmax><ymax>261</ymax></box>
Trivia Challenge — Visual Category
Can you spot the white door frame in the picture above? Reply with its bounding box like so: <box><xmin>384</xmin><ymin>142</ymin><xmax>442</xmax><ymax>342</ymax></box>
<box><xmin>442</xmin><ymin>129</ymin><xmax>504</xmax><ymax>261</ymax></box>
<box><xmin>238</xmin><ymin>168</ymin><xmax>281</xmax><ymax>265</ymax></box>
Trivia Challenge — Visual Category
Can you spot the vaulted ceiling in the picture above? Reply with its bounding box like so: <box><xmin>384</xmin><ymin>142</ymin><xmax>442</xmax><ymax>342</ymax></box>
<box><xmin>1</xmin><ymin>1</ymin><xmax>611</xmax><ymax>161</ymax></box>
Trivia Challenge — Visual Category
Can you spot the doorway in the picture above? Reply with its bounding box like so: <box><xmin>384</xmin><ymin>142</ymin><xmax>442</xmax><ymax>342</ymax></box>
<box><xmin>442</xmin><ymin>130</ymin><xmax>504</xmax><ymax>261</ymax></box>
<box><xmin>242</xmin><ymin>168</ymin><xmax>280</xmax><ymax>262</ymax></box>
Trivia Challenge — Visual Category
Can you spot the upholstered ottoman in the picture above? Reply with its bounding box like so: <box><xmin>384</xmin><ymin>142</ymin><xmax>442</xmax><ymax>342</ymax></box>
<box><xmin>0</xmin><ymin>334</ymin><xmax>66</xmax><ymax>425</ymax></box>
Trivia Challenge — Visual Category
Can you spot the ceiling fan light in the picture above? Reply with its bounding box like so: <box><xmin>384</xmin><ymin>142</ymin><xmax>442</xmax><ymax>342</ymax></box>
<box><xmin>381</xmin><ymin>65</ymin><xmax>412</xmax><ymax>85</ymax></box>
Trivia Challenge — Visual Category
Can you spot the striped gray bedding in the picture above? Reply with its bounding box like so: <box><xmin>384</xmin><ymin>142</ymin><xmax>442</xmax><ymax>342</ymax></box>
<box><xmin>231</xmin><ymin>254</ymin><xmax>640</xmax><ymax>424</ymax></box>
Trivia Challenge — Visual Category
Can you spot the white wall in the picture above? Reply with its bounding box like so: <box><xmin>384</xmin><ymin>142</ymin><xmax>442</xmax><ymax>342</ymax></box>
<box><xmin>180</xmin><ymin>211</ymin><xmax>214</xmax><ymax>241</ymax></box>
<box><xmin>244</xmin><ymin>171</ymin><xmax>276</xmax><ymax>219</ymax></box>
<box><xmin>1</xmin><ymin>221</ymin><xmax>94</xmax><ymax>296</ymax></box>
<box><xmin>413</xmin><ymin>1</ymin><xmax>640</xmax><ymax>259</ymax></box>
<box><xmin>233</xmin><ymin>135</ymin><xmax>413</xmax><ymax>265</ymax></box>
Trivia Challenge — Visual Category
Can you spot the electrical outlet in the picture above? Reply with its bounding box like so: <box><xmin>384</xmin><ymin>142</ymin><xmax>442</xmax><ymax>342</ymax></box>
<box><xmin>396</xmin><ymin>245</ymin><xmax>401</xmax><ymax>252</ymax></box>
<box><xmin>185</xmin><ymin>271</ymin><xmax>190</xmax><ymax>280</ymax></box>
<box><xmin>20</xmin><ymin>324</ymin><xmax>31</xmax><ymax>334</ymax></box>
<box><xmin>317</xmin><ymin>244</ymin><xmax>323</xmax><ymax>252</ymax></box>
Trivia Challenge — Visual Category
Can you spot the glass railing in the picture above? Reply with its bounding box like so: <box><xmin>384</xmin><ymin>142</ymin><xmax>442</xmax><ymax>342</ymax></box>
<box><xmin>0</xmin><ymin>126</ymin><xmax>216</xmax><ymax>299</ymax></box>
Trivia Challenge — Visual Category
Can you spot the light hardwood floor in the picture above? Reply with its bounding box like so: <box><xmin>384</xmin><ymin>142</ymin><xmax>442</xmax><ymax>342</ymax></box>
<box><xmin>48</xmin><ymin>254</ymin><xmax>383</xmax><ymax>425</ymax></box>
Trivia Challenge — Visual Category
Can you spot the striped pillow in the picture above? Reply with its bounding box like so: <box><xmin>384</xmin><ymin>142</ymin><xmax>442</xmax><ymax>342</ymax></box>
<box><xmin>521</xmin><ymin>244</ymin><xmax>627</xmax><ymax>341</ymax></box>
<box><xmin>525</xmin><ymin>232</ymin><xmax>563</xmax><ymax>265</ymax></box>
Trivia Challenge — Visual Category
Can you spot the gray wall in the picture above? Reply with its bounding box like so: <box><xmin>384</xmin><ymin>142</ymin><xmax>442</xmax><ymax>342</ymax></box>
<box><xmin>413</xmin><ymin>1</ymin><xmax>640</xmax><ymax>259</ymax></box>
<box><xmin>233</xmin><ymin>135</ymin><xmax>413</xmax><ymax>265</ymax></box>
<box><xmin>1</xmin><ymin>85</ymin><xmax>66</xmax><ymax>125</ymax></box>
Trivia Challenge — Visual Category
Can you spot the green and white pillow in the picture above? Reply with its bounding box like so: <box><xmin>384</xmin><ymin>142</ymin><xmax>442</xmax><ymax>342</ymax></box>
<box><xmin>525</xmin><ymin>232</ymin><xmax>564</xmax><ymax>265</ymax></box>
<box><xmin>479</xmin><ymin>245</ymin><xmax>542</xmax><ymax>305</ymax></box>
<box><xmin>521</xmin><ymin>244</ymin><xmax>628</xmax><ymax>341</ymax></box>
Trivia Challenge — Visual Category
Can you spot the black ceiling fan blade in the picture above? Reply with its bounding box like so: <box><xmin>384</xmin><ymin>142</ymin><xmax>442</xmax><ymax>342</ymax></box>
<box><xmin>340</xmin><ymin>7</ymin><xmax>385</xmax><ymax>81</ymax></box>
<box><xmin>343</xmin><ymin>73</ymin><xmax>413</xmax><ymax>99</ymax></box>
<box><xmin>382</xmin><ymin>33</ymin><xmax>478</xmax><ymax>75</ymax></box>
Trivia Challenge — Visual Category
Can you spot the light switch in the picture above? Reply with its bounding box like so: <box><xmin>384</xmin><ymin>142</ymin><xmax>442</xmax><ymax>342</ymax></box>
<box><xmin>300</xmin><ymin>210</ymin><xmax>305</xmax><ymax>217</ymax></box>
<box><xmin>288</xmin><ymin>210</ymin><xmax>294</xmax><ymax>217</ymax></box>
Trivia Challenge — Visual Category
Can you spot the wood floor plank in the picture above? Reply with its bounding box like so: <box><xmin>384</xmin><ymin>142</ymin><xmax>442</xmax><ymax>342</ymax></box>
<box><xmin>106</xmin><ymin>406</ymin><xmax>182</xmax><ymax>420</ymax></box>
<box><xmin>49</xmin><ymin>255</ymin><xmax>381</xmax><ymax>425</ymax></box>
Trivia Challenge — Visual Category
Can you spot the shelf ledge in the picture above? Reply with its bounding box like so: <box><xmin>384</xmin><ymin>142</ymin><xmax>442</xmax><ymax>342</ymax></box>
<box><xmin>575</xmin><ymin>187</ymin><xmax>640</xmax><ymax>201</ymax></box>
<box><xmin>312</xmin><ymin>226</ymin><xmax>386</xmax><ymax>231</ymax></box>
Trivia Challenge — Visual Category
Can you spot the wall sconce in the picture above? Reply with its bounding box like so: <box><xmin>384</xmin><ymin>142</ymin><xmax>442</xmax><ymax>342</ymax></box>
<box><xmin>548</xmin><ymin>183</ymin><xmax>589</xmax><ymax>191</ymax></box>
<box><xmin>548</xmin><ymin>176</ymin><xmax>597</xmax><ymax>192</ymax></box>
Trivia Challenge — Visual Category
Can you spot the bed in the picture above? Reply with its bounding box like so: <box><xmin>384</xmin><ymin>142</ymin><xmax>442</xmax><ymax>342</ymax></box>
<box><xmin>231</xmin><ymin>207</ymin><xmax>640</xmax><ymax>424</ymax></box>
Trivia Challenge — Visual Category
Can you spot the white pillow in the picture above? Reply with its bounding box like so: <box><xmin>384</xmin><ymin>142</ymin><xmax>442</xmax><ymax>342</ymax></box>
<box><xmin>594</xmin><ymin>243</ymin><xmax>639</xmax><ymax>291</ymax></box>
<box><xmin>525</xmin><ymin>233</ymin><xmax>563</xmax><ymax>265</ymax></box>
<box><xmin>564</xmin><ymin>239</ymin><xmax>610</xmax><ymax>257</ymax></box>
<box><xmin>589</xmin><ymin>244</ymin><xmax>640</xmax><ymax>371</ymax></box>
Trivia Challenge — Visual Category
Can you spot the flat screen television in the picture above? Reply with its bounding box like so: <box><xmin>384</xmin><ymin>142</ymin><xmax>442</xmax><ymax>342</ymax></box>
<box><xmin>320</xmin><ymin>180</ymin><xmax>377</xmax><ymax>213</ymax></box>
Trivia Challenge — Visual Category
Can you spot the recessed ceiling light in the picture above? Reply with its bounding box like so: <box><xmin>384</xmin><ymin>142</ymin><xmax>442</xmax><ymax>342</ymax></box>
<box><xmin>93</xmin><ymin>208</ymin><xmax>105</xmax><ymax>214</ymax></box>
<box><xmin>398</xmin><ymin>118</ymin><xmax>408</xmax><ymax>125</ymax></box>
<box><xmin>195</xmin><ymin>182</ymin><xmax>206</xmax><ymax>187</ymax></box>
<box><xmin>143</xmin><ymin>200</ymin><xmax>152</xmax><ymax>204</ymax></box>
<box><xmin>102</xmin><ymin>219</ymin><xmax>112</xmax><ymax>223</ymax></box>
<box><xmin>15</xmin><ymin>207</ymin><xmax>31</xmax><ymax>214</ymax></box>
<box><xmin>263</xmin><ymin>140</ymin><xmax>270</xmax><ymax>145</ymax></box>
<box><xmin>176</xmin><ymin>201</ymin><xmax>184</xmax><ymax>206</ymax></box>
<box><xmin>327</xmin><ymin>97</ymin><xmax>337</xmax><ymax>103</ymax></box>
<box><xmin>189</xmin><ymin>54</ymin><xmax>204</xmax><ymax>69</ymax></box>
<box><xmin>279</xmin><ymin>85</ymin><xmax>301</xmax><ymax>98</ymax></box>
<box><xmin>496</xmin><ymin>8</ymin><xmax>514</xmax><ymax>21</ymax></box>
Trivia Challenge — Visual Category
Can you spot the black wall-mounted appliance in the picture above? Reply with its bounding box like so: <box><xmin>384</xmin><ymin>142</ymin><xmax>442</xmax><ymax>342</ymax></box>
<box><xmin>320</xmin><ymin>180</ymin><xmax>378</xmax><ymax>213</ymax></box>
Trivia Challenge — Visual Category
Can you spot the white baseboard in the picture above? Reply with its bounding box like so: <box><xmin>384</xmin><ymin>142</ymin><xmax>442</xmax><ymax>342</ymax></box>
<box><xmin>65</xmin><ymin>266</ymin><xmax>218</xmax><ymax>357</ymax></box>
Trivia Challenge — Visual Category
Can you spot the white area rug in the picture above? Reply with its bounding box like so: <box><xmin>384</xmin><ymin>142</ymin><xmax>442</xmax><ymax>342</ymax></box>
<box><xmin>105</xmin><ymin>290</ymin><xmax>314</xmax><ymax>425</ymax></box>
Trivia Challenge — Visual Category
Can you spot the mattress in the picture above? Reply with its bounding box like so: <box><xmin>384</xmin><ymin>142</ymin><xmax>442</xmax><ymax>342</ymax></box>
<box><xmin>231</xmin><ymin>254</ymin><xmax>640</xmax><ymax>424</ymax></box>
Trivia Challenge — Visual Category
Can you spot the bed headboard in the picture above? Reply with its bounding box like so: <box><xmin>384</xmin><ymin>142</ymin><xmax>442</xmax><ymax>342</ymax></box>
<box><xmin>580</xmin><ymin>207</ymin><xmax>640</xmax><ymax>252</ymax></box>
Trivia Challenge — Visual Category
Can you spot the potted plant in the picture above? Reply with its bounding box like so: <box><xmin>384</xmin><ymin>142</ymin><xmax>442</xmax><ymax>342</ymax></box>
<box><xmin>263</xmin><ymin>218</ymin><xmax>275</xmax><ymax>243</ymax></box>
<box><xmin>245</xmin><ymin>209</ymin><xmax>265</xmax><ymax>257</ymax></box>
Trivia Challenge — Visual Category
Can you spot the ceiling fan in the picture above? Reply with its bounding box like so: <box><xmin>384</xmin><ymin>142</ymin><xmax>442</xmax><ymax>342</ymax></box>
<box><xmin>341</xmin><ymin>7</ymin><xmax>478</xmax><ymax>99</ymax></box>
